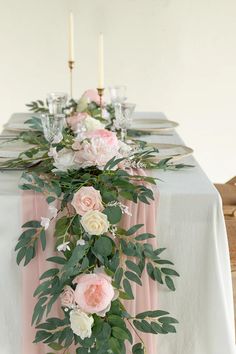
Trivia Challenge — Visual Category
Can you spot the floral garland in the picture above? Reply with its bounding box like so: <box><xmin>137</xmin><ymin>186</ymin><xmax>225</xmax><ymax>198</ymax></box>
<box><xmin>2</xmin><ymin>90</ymin><xmax>185</xmax><ymax>354</ymax></box>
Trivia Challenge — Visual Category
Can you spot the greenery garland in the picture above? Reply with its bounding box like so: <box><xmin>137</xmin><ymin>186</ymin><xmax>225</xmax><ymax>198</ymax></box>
<box><xmin>0</xmin><ymin>93</ymin><xmax>190</xmax><ymax>354</ymax></box>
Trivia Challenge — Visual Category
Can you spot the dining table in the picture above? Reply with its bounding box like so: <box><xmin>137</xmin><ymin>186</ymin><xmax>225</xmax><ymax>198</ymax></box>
<box><xmin>0</xmin><ymin>112</ymin><xmax>235</xmax><ymax>354</ymax></box>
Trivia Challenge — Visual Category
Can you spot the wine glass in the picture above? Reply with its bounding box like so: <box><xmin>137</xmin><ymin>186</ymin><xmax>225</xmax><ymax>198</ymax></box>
<box><xmin>109</xmin><ymin>86</ymin><xmax>127</xmax><ymax>104</ymax></box>
<box><xmin>46</xmin><ymin>92</ymin><xmax>68</xmax><ymax>115</ymax></box>
<box><xmin>115</xmin><ymin>102</ymin><xmax>136</xmax><ymax>141</ymax></box>
<box><xmin>41</xmin><ymin>113</ymin><xmax>65</xmax><ymax>145</ymax></box>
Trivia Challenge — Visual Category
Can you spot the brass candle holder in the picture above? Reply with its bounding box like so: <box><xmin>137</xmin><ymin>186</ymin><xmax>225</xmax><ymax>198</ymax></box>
<box><xmin>97</xmin><ymin>87</ymin><xmax>104</xmax><ymax>119</ymax></box>
<box><xmin>68</xmin><ymin>60</ymin><xmax>75</xmax><ymax>98</ymax></box>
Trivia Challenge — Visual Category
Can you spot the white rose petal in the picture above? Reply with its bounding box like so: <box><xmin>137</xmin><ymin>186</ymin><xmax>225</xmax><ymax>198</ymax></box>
<box><xmin>40</xmin><ymin>217</ymin><xmax>50</xmax><ymax>230</ymax></box>
<box><xmin>80</xmin><ymin>210</ymin><xmax>110</xmax><ymax>235</ymax></box>
<box><xmin>84</xmin><ymin>116</ymin><xmax>105</xmax><ymax>132</ymax></box>
<box><xmin>57</xmin><ymin>242</ymin><xmax>71</xmax><ymax>252</ymax></box>
<box><xmin>70</xmin><ymin>309</ymin><xmax>94</xmax><ymax>340</ymax></box>
<box><xmin>77</xmin><ymin>239</ymin><xmax>86</xmax><ymax>246</ymax></box>
<box><xmin>53</xmin><ymin>148</ymin><xmax>77</xmax><ymax>172</ymax></box>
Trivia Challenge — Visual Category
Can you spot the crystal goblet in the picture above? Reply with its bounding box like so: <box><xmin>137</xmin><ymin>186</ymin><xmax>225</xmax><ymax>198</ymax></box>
<box><xmin>41</xmin><ymin>113</ymin><xmax>65</xmax><ymax>145</ymax></box>
<box><xmin>109</xmin><ymin>85</ymin><xmax>127</xmax><ymax>104</ymax></box>
<box><xmin>46</xmin><ymin>92</ymin><xmax>68</xmax><ymax>115</ymax></box>
<box><xmin>115</xmin><ymin>102</ymin><xmax>136</xmax><ymax>141</ymax></box>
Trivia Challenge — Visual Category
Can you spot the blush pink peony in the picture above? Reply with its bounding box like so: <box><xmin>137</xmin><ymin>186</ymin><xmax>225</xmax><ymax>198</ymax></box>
<box><xmin>60</xmin><ymin>285</ymin><xmax>75</xmax><ymax>308</ymax></box>
<box><xmin>73</xmin><ymin>273</ymin><xmax>114</xmax><ymax>315</ymax></box>
<box><xmin>67</xmin><ymin>112</ymin><xmax>87</xmax><ymax>131</ymax></box>
<box><xmin>71</xmin><ymin>186</ymin><xmax>104</xmax><ymax>216</ymax></box>
<box><xmin>84</xmin><ymin>129</ymin><xmax>118</xmax><ymax>147</ymax></box>
<box><xmin>74</xmin><ymin>137</ymin><xmax>119</xmax><ymax>168</ymax></box>
<box><xmin>82</xmin><ymin>89</ymin><xmax>103</xmax><ymax>106</ymax></box>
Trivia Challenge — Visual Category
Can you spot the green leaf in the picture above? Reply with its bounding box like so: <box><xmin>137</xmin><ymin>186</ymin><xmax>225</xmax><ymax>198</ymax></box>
<box><xmin>51</xmin><ymin>180</ymin><xmax>62</xmax><ymax>197</ymax></box>
<box><xmin>103</xmin><ymin>206</ymin><xmax>122</xmax><ymax>224</ymax></box>
<box><xmin>123</xmin><ymin>279</ymin><xmax>134</xmax><ymax>299</ymax></box>
<box><xmin>125</xmin><ymin>271</ymin><xmax>142</xmax><ymax>286</ymax></box>
<box><xmin>161</xmin><ymin>268</ymin><xmax>180</xmax><ymax>277</ymax></box>
<box><xmin>108</xmin><ymin>315</ymin><xmax>126</xmax><ymax>329</ymax></box>
<box><xmin>24</xmin><ymin>246</ymin><xmax>35</xmax><ymax>266</ymax></box>
<box><xmin>136</xmin><ymin>310</ymin><xmax>169</xmax><ymax>319</ymax></box>
<box><xmin>47</xmin><ymin>256</ymin><xmax>66</xmax><ymax>265</ymax></box>
<box><xmin>108</xmin><ymin>337</ymin><xmax>122</xmax><ymax>354</ymax></box>
<box><xmin>33</xmin><ymin>280</ymin><xmax>51</xmax><ymax>297</ymax></box>
<box><xmin>39</xmin><ymin>268</ymin><xmax>59</xmax><ymax>280</ymax></box>
<box><xmin>126</xmin><ymin>224</ymin><xmax>144</xmax><ymax>236</ymax></box>
<box><xmin>135</xmin><ymin>233</ymin><xmax>155</xmax><ymax>241</ymax></box>
<box><xmin>55</xmin><ymin>216</ymin><xmax>70</xmax><ymax>237</ymax></box>
<box><xmin>34</xmin><ymin>330</ymin><xmax>51</xmax><ymax>343</ymax></box>
<box><xmin>76</xmin><ymin>348</ymin><xmax>89</xmax><ymax>354</ymax></box>
<box><xmin>94</xmin><ymin>237</ymin><xmax>113</xmax><ymax>257</ymax></box>
<box><xmin>153</xmin><ymin>267</ymin><xmax>163</xmax><ymax>284</ymax></box>
<box><xmin>165</xmin><ymin>276</ymin><xmax>176</xmax><ymax>291</ymax></box>
<box><xmin>48</xmin><ymin>342</ymin><xmax>64</xmax><ymax>350</ymax></box>
<box><xmin>46</xmin><ymin>196</ymin><xmax>56</xmax><ymax>204</ymax></box>
<box><xmin>125</xmin><ymin>260</ymin><xmax>141</xmax><ymax>276</ymax></box>
<box><xmin>151</xmin><ymin>322</ymin><xmax>167</xmax><ymax>334</ymax></box>
<box><xmin>40</xmin><ymin>229</ymin><xmax>46</xmax><ymax>251</ymax></box>
<box><xmin>102</xmin><ymin>191</ymin><xmax>117</xmax><ymax>203</ymax></box>
<box><xmin>159</xmin><ymin>316</ymin><xmax>179</xmax><ymax>324</ymax></box>
<box><xmin>146</xmin><ymin>263</ymin><xmax>155</xmax><ymax>280</ymax></box>
<box><xmin>133</xmin><ymin>320</ymin><xmax>155</xmax><ymax>334</ymax></box>
<box><xmin>112</xmin><ymin>327</ymin><xmax>130</xmax><ymax>342</ymax></box>
<box><xmin>22</xmin><ymin>220</ymin><xmax>41</xmax><ymax>228</ymax></box>
<box><xmin>16</xmin><ymin>247</ymin><xmax>27</xmax><ymax>265</ymax></box>
<box><xmin>155</xmin><ymin>259</ymin><xmax>174</xmax><ymax>265</ymax></box>
<box><xmin>162</xmin><ymin>323</ymin><xmax>177</xmax><ymax>333</ymax></box>
<box><xmin>114</xmin><ymin>267</ymin><xmax>123</xmax><ymax>288</ymax></box>
<box><xmin>15</xmin><ymin>229</ymin><xmax>36</xmax><ymax>251</ymax></box>
<box><xmin>132</xmin><ymin>343</ymin><xmax>144</xmax><ymax>354</ymax></box>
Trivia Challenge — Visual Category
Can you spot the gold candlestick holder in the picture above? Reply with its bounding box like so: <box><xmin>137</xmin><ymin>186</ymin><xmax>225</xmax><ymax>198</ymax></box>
<box><xmin>68</xmin><ymin>60</ymin><xmax>75</xmax><ymax>98</ymax></box>
<box><xmin>97</xmin><ymin>87</ymin><xmax>104</xmax><ymax>119</ymax></box>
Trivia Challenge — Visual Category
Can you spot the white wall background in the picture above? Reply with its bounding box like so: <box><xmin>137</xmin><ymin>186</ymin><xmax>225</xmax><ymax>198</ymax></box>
<box><xmin>0</xmin><ymin>0</ymin><xmax>235</xmax><ymax>182</ymax></box>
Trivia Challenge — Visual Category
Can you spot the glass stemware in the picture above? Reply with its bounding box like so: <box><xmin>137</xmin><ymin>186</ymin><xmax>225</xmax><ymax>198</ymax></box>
<box><xmin>109</xmin><ymin>85</ymin><xmax>127</xmax><ymax>104</ymax></box>
<box><xmin>114</xmin><ymin>102</ymin><xmax>136</xmax><ymax>142</ymax></box>
<box><xmin>41</xmin><ymin>113</ymin><xmax>65</xmax><ymax>145</ymax></box>
<box><xmin>46</xmin><ymin>92</ymin><xmax>68</xmax><ymax>115</ymax></box>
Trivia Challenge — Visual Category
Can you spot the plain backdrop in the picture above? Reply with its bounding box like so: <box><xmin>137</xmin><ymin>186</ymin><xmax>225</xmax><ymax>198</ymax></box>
<box><xmin>0</xmin><ymin>0</ymin><xmax>235</xmax><ymax>182</ymax></box>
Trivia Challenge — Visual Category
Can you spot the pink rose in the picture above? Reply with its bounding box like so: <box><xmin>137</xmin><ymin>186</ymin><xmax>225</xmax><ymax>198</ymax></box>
<box><xmin>67</xmin><ymin>112</ymin><xmax>87</xmax><ymax>131</ymax></box>
<box><xmin>73</xmin><ymin>273</ymin><xmax>114</xmax><ymax>315</ymax></box>
<box><xmin>60</xmin><ymin>285</ymin><xmax>75</xmax><ymax>308</ymax></box>
<box><xmin>82</xmin><ymin>89</ymin><xmax>103</xmax><ymax>106</ymax></box>
<box><xmin>71</xmin><ymin>186</ymin><xmax>104</xmax><ymax>216</ymax></box>
<box><xmin>84</xmin><ymin>129</ymin><xmax>118</xmax><ymax>147</ymax></box>
<box><xmin>74</xmin><ymin>137</ymin><xmax>119</xmax><ymax>168</ymax></box>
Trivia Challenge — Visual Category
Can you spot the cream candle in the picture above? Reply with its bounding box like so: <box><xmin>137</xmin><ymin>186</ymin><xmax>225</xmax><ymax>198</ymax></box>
<box><xmin>98</xmin><ymin>33</ymin><xmax>104</xmax><ymax>88</ymax></box>
<box><xmin>69</xmin><ymin>12</ymin><xmax>74</xmax><ymax>62</ymax></box>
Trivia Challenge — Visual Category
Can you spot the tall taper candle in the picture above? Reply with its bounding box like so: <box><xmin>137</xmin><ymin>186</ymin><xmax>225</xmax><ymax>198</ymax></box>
<box><xmin>69</xmin><ymin>12</ymin><xmax>74</xmax><ymax>61</ymax></box>
<box><xmin>98</xmin><ymin>33</ymin><xmax>104</xmax><ymax>88</ymax></box>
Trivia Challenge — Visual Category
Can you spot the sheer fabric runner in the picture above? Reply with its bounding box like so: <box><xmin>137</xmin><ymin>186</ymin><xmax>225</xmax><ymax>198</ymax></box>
<box><xmin>21</xmin><ymin>169</ymin><xmax>158</xmax><ymax>353</ymax></box>
<box><xmin>121</xmin><ymin>169</ymin><xmax>158</xmax><ymax>354</ymax></box>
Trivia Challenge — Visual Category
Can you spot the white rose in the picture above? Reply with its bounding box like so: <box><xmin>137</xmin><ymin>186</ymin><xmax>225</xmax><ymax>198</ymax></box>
<box><xmin>70</xmin><ymin>309</ymin><xmax>94</xmax><ymax>340</ymax></box>
<box><xmin>76</xmin><ymin>96</ymin><xmax>88</xmax><ymax>112</ymax></box>
<box><xmin>53</xmin><ymin>148</ymin><xmax>76</xmax><ymax>172</ymax></box>
<box><xmin>81</xmin><ymin>210</ymin><xmax>110</xmax><ymax>235</ymax></box>
<box><xmin>84</xmin><ymin>116</ymin><xmax>105</xmax><ymax>132</ymax></box>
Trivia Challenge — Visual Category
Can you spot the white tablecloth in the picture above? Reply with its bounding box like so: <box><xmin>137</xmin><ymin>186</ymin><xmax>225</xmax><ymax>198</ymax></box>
<box><xmin>0</xmin><ymin>112</ymin><xmax>235</xmax><ymax>354</ymax></box>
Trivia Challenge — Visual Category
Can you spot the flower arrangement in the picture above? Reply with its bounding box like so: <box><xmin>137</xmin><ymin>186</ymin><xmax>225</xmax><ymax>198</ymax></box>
<box><xmin>0</xmin><ymin>90</ymin><xmax>190</xmax><ymax>353</ymax></box>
